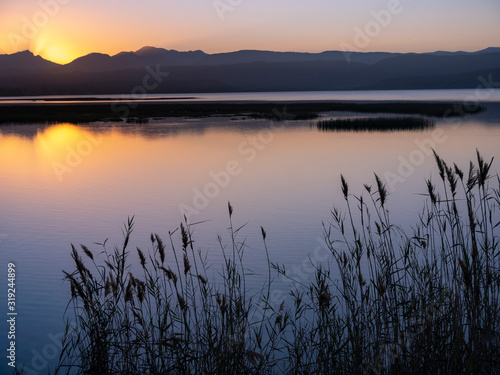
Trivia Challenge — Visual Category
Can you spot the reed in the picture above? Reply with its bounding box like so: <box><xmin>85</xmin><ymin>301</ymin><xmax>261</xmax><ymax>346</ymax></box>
<box><xmin>50</xmin><ymin>151</ymin><xmax>499</xmax><ymax>375</ymax></box>
<box><xmin>316</xmin><ymin>116</ymin><xmax>435</xmax><ymax>132</ymax></box>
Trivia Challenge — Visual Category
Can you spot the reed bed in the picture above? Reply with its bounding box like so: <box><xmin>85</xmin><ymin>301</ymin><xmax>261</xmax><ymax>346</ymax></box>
<box><xmin>51</xmin><ymin>150</ymin><xmax>500</xmax><ymax>375</ymax></box>
<box><xmin>0</xmin><ymin>101</ymin><xmax>482</xmax><ymax>125</ymax></box>
<box><xmin>316</xmin><ymin>116</ymin><xmax>435</xmax><ymax>132</ymax></box>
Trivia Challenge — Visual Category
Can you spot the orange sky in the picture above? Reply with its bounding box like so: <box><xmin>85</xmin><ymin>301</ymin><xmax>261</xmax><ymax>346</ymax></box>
<box><xmin>1</xmin><ymin>0</ymin><xmax>499</xmax><ymax>64</ymax></box>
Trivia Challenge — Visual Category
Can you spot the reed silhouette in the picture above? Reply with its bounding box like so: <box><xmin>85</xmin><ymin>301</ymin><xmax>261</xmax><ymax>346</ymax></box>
<box><xmin>316</xmin><ymin>116</ymin><xmax>434</xmax><ymax>132</ymax></box>
<box><xmin>48</xmin><ymin>151</ymin><xmax>500</xmax><ymax>375</ymax></box>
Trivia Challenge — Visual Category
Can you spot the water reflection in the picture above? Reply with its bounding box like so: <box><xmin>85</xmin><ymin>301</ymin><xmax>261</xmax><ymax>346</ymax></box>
<box><xmin>1</xmin><ymin>108</ymin><xmax>500</xmax><ymax>370</ymax></box>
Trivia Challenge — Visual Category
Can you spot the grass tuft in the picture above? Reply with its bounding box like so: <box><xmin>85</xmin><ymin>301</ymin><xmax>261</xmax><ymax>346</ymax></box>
<box><xmin>51</xmin><ymin>152</ymin><xmax>500</xmax><ymax>375</ymax></box>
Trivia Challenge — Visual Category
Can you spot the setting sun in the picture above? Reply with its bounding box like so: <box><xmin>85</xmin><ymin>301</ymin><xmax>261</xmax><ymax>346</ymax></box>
<box><xmin>33</xmin><ymin>36</ymin><xmax>76</xmax><ymax>64</ymax></box>
<box><xmin>42</xmin><ymin>45</ymin><xmax>74</xmax><ymax>64</ymax></box>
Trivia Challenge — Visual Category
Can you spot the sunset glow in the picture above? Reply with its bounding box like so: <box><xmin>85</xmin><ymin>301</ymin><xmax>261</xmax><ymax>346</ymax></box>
<box><xmin>1</xmin><ymin>0</ymin><xmax>499</xmax><ymax>63</ymax></box>
<box><xmin>35</xmin><ymin>124</ymin><xmax>90</xmax><ymax>160</ymax></box>
<box><xmin>34</xmin><ymin>40</ymin><xmax>72</xmax><ymax>64</ymax></box>
<box><xmin>2</xmin><ymin>0</ymin><xmax>500</xmax><ymax>371</ymax></box>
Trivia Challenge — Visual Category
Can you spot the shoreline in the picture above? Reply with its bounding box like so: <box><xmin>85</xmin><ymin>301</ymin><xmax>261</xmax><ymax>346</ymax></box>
<box><xmin>0</xmin><ymin>100</ymin><xmax>485</xmax><ymax>124</ymax></box>
<box><xmin>0</xmin><ymin>97</ymin><xmax>198</xmax><ymax>102</ymax></box>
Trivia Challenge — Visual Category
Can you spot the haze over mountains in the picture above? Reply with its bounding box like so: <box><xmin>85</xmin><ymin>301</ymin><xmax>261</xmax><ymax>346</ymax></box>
<box><xmin>1</xmin><ymin>46</ymin><xmax>500</xmax><ymax>96</ymax></box>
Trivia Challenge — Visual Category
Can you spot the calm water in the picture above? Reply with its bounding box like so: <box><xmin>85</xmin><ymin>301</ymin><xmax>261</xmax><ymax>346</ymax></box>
<box><xmin>1</xmin><ymin>90</ymin><xmax>500</xmax><ymax>373</ymax></box>
<box><xmin>1</xmin><ymin>88</ymin><xmax>500</xmax><ymax>104</ymax></box>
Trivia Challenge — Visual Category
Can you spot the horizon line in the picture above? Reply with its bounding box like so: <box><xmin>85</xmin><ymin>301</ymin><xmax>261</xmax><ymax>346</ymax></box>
<box><xmin>2</xmin><ymin>45</ymin><xmax>499</xmax><ymax>66</ymax></box>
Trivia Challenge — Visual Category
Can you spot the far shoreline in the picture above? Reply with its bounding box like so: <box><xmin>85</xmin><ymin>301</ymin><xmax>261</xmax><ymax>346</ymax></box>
<box><xmin>0</xmin><ymin>97</ymin><xmax>198</xmax><ymax>102</ymax></box>
<box><xmin>0</xmin><ymin>100</ymin><xmax>485</xmax><ymax>125</ymax></box>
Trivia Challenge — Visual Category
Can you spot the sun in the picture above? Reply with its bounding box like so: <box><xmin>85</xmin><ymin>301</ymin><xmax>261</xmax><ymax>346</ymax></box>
<box><xmin>41</xmin><ymin>45</ymin><xmax>75</xmax><ymax>64</ymax></box>
<box><xmin>32</xmin><ymin>37</ymin><xmax>76</xmax><ymax>64</ymax></box>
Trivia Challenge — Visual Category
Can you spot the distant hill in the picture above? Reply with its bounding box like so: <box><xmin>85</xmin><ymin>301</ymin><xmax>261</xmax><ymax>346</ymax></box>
<box><xmin>64</xmin><ymin>47</ymin><xmax>208</xmax><ymax>72</ymax></box>
<box><xmin>0</xmin><ymin>50</ymin><xmax>59</xmax><ymax>72</ymax></box>
<box><xmin>0</xmin><ymin>47</ymin><xmax>499</xmax><ymax>95</ymax></box>
<box><xmin>474</xmin><ymin>47</ymin><xmax>500</xmax><ymax>55</ymax></box>
<box><xmin>61</xmin><ymin>48</ymin><xmax>399</xmax><ymax>73</ymax></box>
<box><xmin>197</xmin><ymin>50</ymin><xmax>399</xmax><ymax>66</ymax></box>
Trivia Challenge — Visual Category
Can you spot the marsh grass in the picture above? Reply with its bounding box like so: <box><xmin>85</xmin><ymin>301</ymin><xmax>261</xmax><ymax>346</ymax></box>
<box><xmin>319</xmin><ymin>151</ymin><xmax>500</xmax><ymax>374</ymax></box>
<box><xmin>316</xmin><ymin>116</ymin><xmax>435</xmax><ymax>132</ymax></box>
<box><xmin>53</xmin><ymin>151</ymin><xmax>500</xmax><ymax>375</ymax></box>
<box><xmin>0</xmin><ymin>101</ymin><xmax>483</xmax><ymax>125</ymax></box>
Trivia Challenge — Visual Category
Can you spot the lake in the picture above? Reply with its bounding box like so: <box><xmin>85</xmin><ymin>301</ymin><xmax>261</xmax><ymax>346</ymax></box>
<box><xmin>2</xmin><ymin>87</ymin><xmax>500</xmax><ymax>104</ymax></box>
<box><xmin>1</xmin><ymin>89</ymin><xmax>500</xmax><ymax>373</ymax></box>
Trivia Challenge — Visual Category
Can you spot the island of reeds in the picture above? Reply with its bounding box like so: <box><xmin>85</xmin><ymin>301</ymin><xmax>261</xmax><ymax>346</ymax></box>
<box><xmin>316</xmin><ymin>116</ymin><xmax>435</xmax><ymax>132</ymax></box>
<box><xmin>28</xmin><ymin>151</ymin><xmax>499</xmax><ymax>375</ymax></box>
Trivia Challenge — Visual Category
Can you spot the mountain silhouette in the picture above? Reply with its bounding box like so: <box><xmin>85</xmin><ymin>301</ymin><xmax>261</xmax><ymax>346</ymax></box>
<box><xmin>0</xmin><ymin>47</ymin><xmax>499</xmax><ymax>95</ymax></box>
<box><xmin>64</xmin><ymin>47</ymin><xmax>208</xmax><ymax>72</ymax></box>
<box><xmin>0</xmin><ymin>50</ymin><xmax>59</xmax><ymax>72</ymax></box>
<box><xmin>59</xmin><ymin>47</ymin><xmax>399</xmax><ymax>73</ymax></box>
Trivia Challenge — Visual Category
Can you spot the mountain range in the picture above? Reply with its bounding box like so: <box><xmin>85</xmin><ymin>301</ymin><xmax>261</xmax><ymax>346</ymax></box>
<box><xmin>1</xmin><ymin>46</ymin><xmax>500</xmax><ymax>96</ymax></box>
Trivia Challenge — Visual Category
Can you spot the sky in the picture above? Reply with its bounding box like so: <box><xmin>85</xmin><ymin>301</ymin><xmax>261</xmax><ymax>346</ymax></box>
<box><xmin>0</xmin><ymin>0</ymin><xmax>499</xmax><ymax>64</ymax></box>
